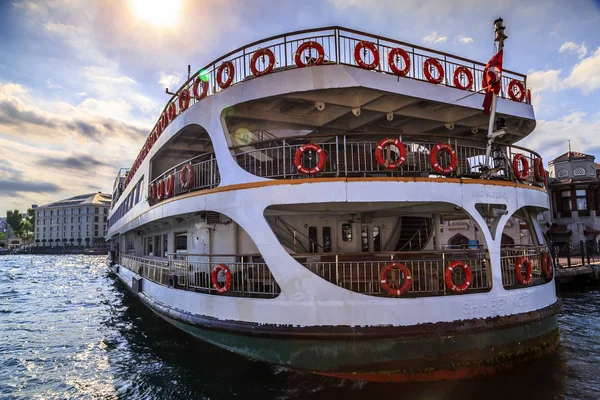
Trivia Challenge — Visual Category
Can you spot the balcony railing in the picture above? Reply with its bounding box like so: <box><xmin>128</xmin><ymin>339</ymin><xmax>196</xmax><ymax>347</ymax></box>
<box><xmin>123</xmin><ymin>26</ymin><xmax>529</xmax><ymax>192</ymax></box>
<box><xmin>232</xmin><ymin>133</ymin><xmax>545</xmax><ymax>187</ymax></box>
<box><xmin>119</xmin><ymin>254</ymin><xmax>280</xmax><ymax>298</ymax></box>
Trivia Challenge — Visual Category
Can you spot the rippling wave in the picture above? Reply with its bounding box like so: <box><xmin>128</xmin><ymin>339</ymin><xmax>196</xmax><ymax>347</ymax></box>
<box><xmin>0</xmin><ymin>255</ymin><xmax>598</xmax><ymax>399</ymax></box>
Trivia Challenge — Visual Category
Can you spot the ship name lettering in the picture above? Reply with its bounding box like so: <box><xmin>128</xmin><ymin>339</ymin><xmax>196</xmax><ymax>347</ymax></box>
<box><xmin>462</xmin><ymin>300</ymin><xmax>478</xmax><ymax>316</ymax></box>
<box><xmin>472</xmin><ymin>189</ymin><xmax>508</xmax><ymax>201</ymax></box>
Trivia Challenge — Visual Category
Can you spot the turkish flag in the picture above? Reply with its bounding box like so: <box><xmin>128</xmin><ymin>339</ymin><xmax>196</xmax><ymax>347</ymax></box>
<box><xmin>482</xmin><ymin>50</ymin><xmax>503</xmax><ymax>113</ymax></box>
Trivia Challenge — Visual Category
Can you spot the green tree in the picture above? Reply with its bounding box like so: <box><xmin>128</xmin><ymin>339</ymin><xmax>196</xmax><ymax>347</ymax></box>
<box><xmin>0</xmin><ymin>232</ymin><xmax>6</xmax><ymax>240</ymax></box>
<box><xmin>6</xmin><ymin>210</ymin><xmax>24</xmax><ymax>238</ymax></box>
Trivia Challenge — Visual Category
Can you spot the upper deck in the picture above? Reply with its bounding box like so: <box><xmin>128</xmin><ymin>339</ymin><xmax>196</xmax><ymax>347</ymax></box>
<box><xmin>118</xmin><ymin>26</ymin><xmax>534</xmax><ymax>190</ymax></box>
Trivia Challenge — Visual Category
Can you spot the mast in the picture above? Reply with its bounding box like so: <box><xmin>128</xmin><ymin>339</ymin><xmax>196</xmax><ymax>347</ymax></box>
<box><xmin>484</xmin><ymin>18</ymin><xmax>508</xmax><ymax>169</ymax></box>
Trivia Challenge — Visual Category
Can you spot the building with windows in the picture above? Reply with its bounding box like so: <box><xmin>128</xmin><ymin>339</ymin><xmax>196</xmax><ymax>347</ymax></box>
<box><xmin>543</xmin><ymin>150</ymin><xmax>600</xmax><ymax>246</ymax></box>
<box><xmin>33</xmin><ymin>192</ymin><xmax>112</xmax><ymax>248</ymax></box>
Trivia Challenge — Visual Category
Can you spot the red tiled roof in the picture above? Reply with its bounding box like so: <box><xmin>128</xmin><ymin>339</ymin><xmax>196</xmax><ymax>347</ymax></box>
<box><xmin>553</xmin><ymin>151</ymin><xmax>592</xmax><ymax>162</ymax></box>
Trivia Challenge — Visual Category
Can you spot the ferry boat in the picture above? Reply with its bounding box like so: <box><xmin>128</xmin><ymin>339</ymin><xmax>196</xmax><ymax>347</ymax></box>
<box><xmin>106</xmin><ymin>23</ymin><xmax>559</xmax><ymax>382</ymax></box>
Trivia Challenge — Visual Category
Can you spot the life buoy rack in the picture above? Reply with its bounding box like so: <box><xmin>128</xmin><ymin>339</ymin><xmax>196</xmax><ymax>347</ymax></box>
<box><xmin>444</xmin><ymin>261</ymin><xmax>473</xmax><ymax>293</ymax></box>
<box><xmin>294</xmin><ymin>143</ymin><xmax>326</xmax><ymax>175</ymax></box>
<box><xmin>180</xmin><ymin>163</ymin><xmax>194</xmax><ymax>190</ymax></box>
<box><xmin>380</xmin><ymin>263</ymin><xmax>412</xmax><ymax>297</ymax></box>
<box><xmin>541</xmin><ymin>252</ymin><xmax>552</xmax><ymax>280</ymax></box>
<box><xmin>178</xmin><ymin>89</ymin><xmax>190</xmax><ymax>112</ymax></box>
<box><xmin>156</xmin><ymin>179</ymin><xmax>165</xmax><ymax>201</ymax></box>
<box><xmin>354</xmin><ymin>41</ymin><xmax>379</xmax><ymax>70</ymax></box>
<box><xmin>513</xmin><ymin>153</ymin><xmax>530</xmax><ymax>180</ymax></box>
<box><xmin>388</xmin><ymin>48</ymin><xmax>410</xmax><ymax>76</ymax></box>
<box><xmin>294</xmin><ymin>41</ymin><xmax>325</xmax><ymax>67</ymax></box>
<box><xmin>250</xmin><ymin>48</ymin><xmax>276</xmax><ymax>77</ymax></box>
<box><xmin>453</xmin><ymin>66</ymin><xmax>473</xmax><ymax>90</ymax></box>
<box><xmin>148</xmin><ymin>182</ymin><xmax>156</xmax><ymax>202</ymax></box>
<box><xmin>165</xmin><ymin>174</ymin><xmax>175</xmax><ymax>198</ymax></box>
<box><xmin>211</xmin><ymin>264</ymin><xmax>232</xmax><ymax>294</ymax></box>
<box><xmin>508</xmin><ymin>79</ymin><xmax>525</xmax><ymax>102</ymax></box>
<box><xmin>430</xmin><ymin>143</ymin><xmax>458</xmax><ymax>175</ymax></box>
<box><xmin>217</xmin><ymin>61</ymin><xmax>235</xmax><ymax>89</ymax></box>
<box><xmin>515</xmin><ymin>256</ymin><xmax>533</xmax><ymax>285</ymax></box>
<box><xmin>423</xmin><ymin>58</ymin><xmax>444</xmax><ymax>84</ymax></box>
<box><xmin>193</xmin><ymin>77</ymin><xmax>209</xmax><ymax>99</ymax></box>
<box><xmin>375</xmin><ymin>138</ymin><xmax>407</xmax><ymax>170</ymax></box>
<box><xmin>534</xmin><ymin>158</ymin><xmax>545</xmax><ymax>183</ymax></box>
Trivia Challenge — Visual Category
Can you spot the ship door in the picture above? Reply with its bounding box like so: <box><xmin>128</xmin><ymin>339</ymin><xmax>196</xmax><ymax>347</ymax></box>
<box><xmin>337</xmin><ymin>221</ymin><xmax>356</xmax><ymax>252</ymax></box>
<box><xmin>361</xmin><ymin>224</ymin><xmax>382</xmax><ymax>252</ymax></box>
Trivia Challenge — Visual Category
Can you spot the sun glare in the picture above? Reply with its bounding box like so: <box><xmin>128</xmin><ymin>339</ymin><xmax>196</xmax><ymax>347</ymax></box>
<box><xmin>131</xmin><ymin>0</ymin><xmax>181</xmax><ymax>27</ymax></box>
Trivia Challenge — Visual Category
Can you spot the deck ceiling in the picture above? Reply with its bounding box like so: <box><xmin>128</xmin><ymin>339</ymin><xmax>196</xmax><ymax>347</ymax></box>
<box><xmin>225</xmin><ymin>87</ymin><xmax>535</xmax><ymax>143</ymax></box>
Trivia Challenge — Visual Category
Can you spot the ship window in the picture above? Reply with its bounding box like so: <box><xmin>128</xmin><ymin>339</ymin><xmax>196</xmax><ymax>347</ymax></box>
<box><xmin>576</xmin><ymin>190</ymin><xmax>587</xmax><ymax>211</ymax></box>
<box><xmin>154</xmin><ymin>236</ymin><xmax>161</xmax><ymax>257</ymax></box>
<box><xmin>163</xmin><ymin>234</ymin><xmax>168</xmax><ymax>257</ymax></box>
<box><xmin>322</xmin><ymin>227</ymin><xmax>332</xmax><ymax>252</ymax></box>
<box><xmin>175</xmin><ymin>232</ymin><xmax>187</xmax><ymax>253</ymax></box>
<box><xmin>361</xmin><ymin>225</ymin><xmax>369</xmax><ymax>252</ymax></box>
<box><xmin>145</xmin><ymin>237</ymin><xmax>154</xmax><ymax>256</ymax></box>
<box><xmin>308</xmin><ymin>226</ymin><xmax>318</xmax><ymax>253</ymax></box>
<box><xmin>341</xmin><ymin>223</ymin><xmax>352</xmax><ymax>242</ymax></box>
<box><xmin>373</xmin><ymin>226</ymin><xmax>381</xmax><ymax>252</ymax></box>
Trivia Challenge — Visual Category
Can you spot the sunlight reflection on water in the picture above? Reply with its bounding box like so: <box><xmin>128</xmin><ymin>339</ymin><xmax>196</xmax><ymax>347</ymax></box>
<box><xmin>0</xmin><ymin>255</ymin><xmax>598</xmax><ymax>399</ymax></box>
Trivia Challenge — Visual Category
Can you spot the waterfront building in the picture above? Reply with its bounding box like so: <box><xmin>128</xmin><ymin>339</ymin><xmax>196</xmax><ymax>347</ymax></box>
<box><xmin>543</xmin><ymin>150</ymin><xmax>600</xmax><ymax>247</ymax></box>
<box><xmin>34</xmin><ymin>192</ymin><xmax>112</xmax><ymax>248</ymax></box>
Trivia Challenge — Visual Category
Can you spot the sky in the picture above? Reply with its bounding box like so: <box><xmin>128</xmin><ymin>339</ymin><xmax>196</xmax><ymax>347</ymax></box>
<box><xmin>0</xmin><ymin>0</ymin><xmax>599</xmax><ymax>215</ymax></box>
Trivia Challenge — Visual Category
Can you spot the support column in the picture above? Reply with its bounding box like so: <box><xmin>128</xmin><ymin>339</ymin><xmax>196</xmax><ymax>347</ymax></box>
<box><xmin>434</xmin><ymin>214</ymin><xmax>442</xmax><ymax>250</ymax></box>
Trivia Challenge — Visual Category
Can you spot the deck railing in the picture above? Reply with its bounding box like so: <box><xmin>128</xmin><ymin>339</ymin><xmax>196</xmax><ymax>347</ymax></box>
<box><xmin>119</xmin><ymin>253</ymin><xmax>280</xmax><ymax>298</ymax></box>
<box><xmin>149</xmin><ymin>154</ymin><xmax>220</xmax><ymax>201</ymax></box>
<box><xmin>295</xmin><ymin>249</ymin><xmax>491</xmax><ymax>297</ymax></box>
<box><xmin>500</xmin><ymin>245</ymin><xmax>549</xmax><ymax>287</ymax></box>
<box><xmin>232</xmin><ymin>133</ymin><xmax>544</xmax><ymax>187</ymax></box>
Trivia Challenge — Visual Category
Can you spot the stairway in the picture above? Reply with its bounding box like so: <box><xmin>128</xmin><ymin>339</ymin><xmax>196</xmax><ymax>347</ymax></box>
<box><xmin>395</xmin><ymin>216</ymin><xmax>433</xmax><ymax>251</ymax></box>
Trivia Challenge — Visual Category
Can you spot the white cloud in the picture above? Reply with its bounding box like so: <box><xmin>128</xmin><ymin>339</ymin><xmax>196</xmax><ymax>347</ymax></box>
<box><xmin>559</xmin><ymin>41</ymin><xmax>587</xmax><ymax>59</ymax></box>
<box><xmin>46</xmin><ymin>79</ymin><xmax>62</xmax><ymax>89</ymax></box>
<box><xmin>158</xmin><ymin>72</ymin><xmax>182</xmax><ymax>89</ymax></box>
<box><xmin>517</xmin><ymin>112</ymin><xmax>600</xmax><ymax>162</ymax></box>
<box><xmin>528</xmin><ymin>47</ymin><xmax>600</xmax><ymax>95</ymax></box>
<box><xmin>76</xmin><ymin>91</ymin><xmax>87</xmax><ymax>97</ymax></box>
<box><xmin>457</xmin><ymin>35</ymin><xmax>473</xmax><ymax>45</ymax></box>
<box><xmin>423</xmin><ymin>31</ymin><xmax>447</xmax><ymax>44</ymax></box>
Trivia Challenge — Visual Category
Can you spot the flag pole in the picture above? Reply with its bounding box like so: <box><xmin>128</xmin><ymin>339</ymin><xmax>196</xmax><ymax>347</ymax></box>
<box><xmin>484</xmin><ymin>18</ymin><xmax>507</xmax><ymax>168</ymax></box>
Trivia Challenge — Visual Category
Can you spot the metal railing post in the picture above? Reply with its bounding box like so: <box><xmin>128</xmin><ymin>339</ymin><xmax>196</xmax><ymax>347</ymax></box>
<box><xmin>335</xmin><ymin>135</ymin><xmax>340</xmax><ymax>177</ymax></box>
<box><xmin>343</xmin><ymin>135</ymin><xmax>348</xmax><ymax>177</ymax></box>
<box><xmin>335</xmin><ymin>28</ymin><xmax>340</xmax><ymax>64</ymax></box>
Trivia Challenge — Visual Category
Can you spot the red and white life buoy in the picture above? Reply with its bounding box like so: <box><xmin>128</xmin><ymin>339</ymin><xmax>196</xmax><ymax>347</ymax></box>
<box><xmin>217</xmin><ymin>61</ymin><xmax>235</xmax><ymax>89</ymax></box>
<box><xmin>180</xmin><ymin>163</ymin><xmax>194</xmax><ymax>190</ymax></box>
<box><xmin>156</xmin><ymin>179</ymin><xmax>165</xmax><ymax>201</ymax></box>
<box><xmin>513</xmin><ymin>153</ymin><xmax>530</xmax><ymax>180</ymax></box>
<box><xmin>211</xmin><ymin>264</ymin><xmax>232</xmax><ymax>294</ymax></box>
<box><xmin>294</xmin><ymin>41</ymin><xmax>325</xmax><ymax>67</ymax></box>
<box><xmin>167</xmin><ymin>102</ymin><xmax>176</xmax><ymax>122</ymax></box>
<box><xmin>380</xmin><ymin>262</ymin><xmax>412</xmax><ymax>297</ymax></box>
<box><xmin>354</xmin><ymin>41</ymin><xmax>379</xmax><ymax>70</ymax></box>
<box><xmin>193</xmin><ymin>77</ymin><xmax>209</xmax><ymax>99</ymax></box>
<box><xmin>453</xmin><ymin>66</ymin><xmax>473</xmax><ymax>90</ymax></box>
<box><xmin>430</xmin><ymin>143</ymin><xmax>458</xmax><ymax>175</ymax></box>
<box><xmin>165</xmin><ymin>174</ymin><xmax>175</xmax><ymax>198</ymax></box>
<box><xmin>375</xmin><ymin>138</ymin><xmax>407</xmax><ymax>170</ymax></box>
<box><xmin>515</xmin><ymin>256</ymin><xmax>533</xmax><ymax>285</ymax></box>
<box><xmin>388</xmin><ymin>48</ymin><xmax>410</xmax><ymax>76</ymax></box>
<box><xmin>423</xmin><ymin>58</ymin><xmax>444</xmax><ymax>84</ymax></box>
<box><xmin>508</xmin><ymin>80</ymin><xmax>525</xmax><ymax>102</ymax></box>
<box><xmin>444</xmin><ymin>261</ymin><xmax>473</xmax><ymax>293</ymax></box>
<box><xmin>250</xmin><ymin>48</ymin><xmax>276</xmax><ymax>77</ymax></box>
<box><xmin>148</xmin><ymin>183</ymin><xmax>156</xmax><ymax>202</ymax></box>
<box><xmin>541</xmin><ymin>252</ymin><xmax>552</xmax><ymax>280</ymax></box>
<box><xmin>161</xmin><ymin>112</ymin><xmax>168</xmax><ymax>131</ymax></box>
<box><xmin>526</xmin><ymin>88</ymin><xmax>532</xmax><ymax>104</ymax></box>
<box><xmin>178</xmin><ymin>89</ymin><xmax>190</xmax><ymax>112</ymax></box>
<box><xmin>534</xmin><ymin>158</ymin><xmax>544</xmax><ymax>183</ymax></box>
<box><xmin>294</xmin><ymin>143</ymin><xmax>326</xmax><ymax>175</ymax></box>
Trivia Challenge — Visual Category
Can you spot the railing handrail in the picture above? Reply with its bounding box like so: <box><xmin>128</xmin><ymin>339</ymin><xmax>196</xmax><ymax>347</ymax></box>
<box><xmin>150</xmin><ymin>154</ymin><xmax>217</xmax><ymax>186</ymax></box>
<box><xmin>151</xmin><ymin>26</ymin><xmax>529</xmax><ymax>154</ymax></box>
